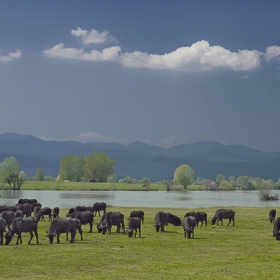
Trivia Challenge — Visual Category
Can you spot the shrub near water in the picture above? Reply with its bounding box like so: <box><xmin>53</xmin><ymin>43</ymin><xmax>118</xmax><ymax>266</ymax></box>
<box><xmin>1</xmin><ymin>206</ymin><xmax>280</xmax><ymax>279</ymax></box>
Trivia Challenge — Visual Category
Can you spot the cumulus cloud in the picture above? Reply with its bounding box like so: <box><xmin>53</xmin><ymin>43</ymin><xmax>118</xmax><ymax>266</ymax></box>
<box><xmin>43</xmin><ymin>27</ymin><xmax>280</xmax><ymax>71</ymax></box>
<box><xmin>264</xmin><ymin>45</ymin><xmax>280</xmax><ymax>61</ymax></box>
<box><xmin>43</xmin><ymin>43</ymin><xmax>121</xmax><ymax>61</ymax></box>
<box><xmin>0</xmin><ymin>49</ymin><xmax>22</xmax><ymax>62</ymax></box>
<box><xmin>71</xmin><ymin>27</ymin><xmax>116</xmax><ymax>44</ymax></box>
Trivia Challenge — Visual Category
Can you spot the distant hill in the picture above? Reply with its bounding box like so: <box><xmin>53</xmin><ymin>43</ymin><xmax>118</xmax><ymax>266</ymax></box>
<box><xmin>0</xmin><ymin>133</ymin><xmax>280</xmax><ymax>181</ymax></box>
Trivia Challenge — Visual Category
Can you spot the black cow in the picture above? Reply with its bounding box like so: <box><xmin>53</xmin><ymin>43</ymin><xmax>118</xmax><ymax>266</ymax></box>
<box><xmin>69</xmin><ymin>211</ymin><xmax>94</xmax><ymax>233</ymax></box>
<box><xmin>211</xmin><ymin>209</ymin><xmax>235</xmax><ymax>226</ymax></box>
<box><xmin>183</xmin><ymin>216</ymin><xmax>196</xmax><ymax>238</ymax></box>
<box><xmin>5</xmin><ymin>217</ymin><xmax>39</xmax><ymax>245</ymax></box>
<box><xmin>14</xmin><ymin>210</ymin><xmax>24</xmax><ymax>218</ymax></box>
<box><xmin>128</xmin><ymin>210</ymin><xmax>145</xmax><ymax>224</ymax></box>
<box><xmin>17</xmin><ymin>198</ymin><xmax>37</xmax><ymax>205</ymax></box>
<box><xmin>194</xmin><ymin>212</ymin><xmax>207</xmax><ymax>227</ymax></box>
<box><xmin>66</xmin><ymin>218</ymin><xmax>83</xmax><ymax>241</ymax></box>
<box><xmin>52</xmin><ymin>207</ymin><xmax>60</xmax><ymax>218</ymax></box>
<box><xmin>93</xmin><ymin>202</ymin><xmax>107</xmax><ymax>217</ymax></box>
<box><xmin>273</xmin><ymin>217</ymin><xmax>280</xmax><ymax>240</ymax></box>
<box><xmin>0</xmin><ymin>211</ymin><xmax>15</xmax><ymax>230</ymax></box>
<box><xmin>97</xmin><ymin>212</ymin><xmax>124</xmax><ymax>234</ymax></box>
<box><xmin>36</xmin><ymin>207</ymin><xmax>52</xmax><ymax>222</ymax></box>
<box><xmin>127</xmin><ymin>217</ymin><xmax>141</xmax><ymax>238</ymax></box>
<box><xmin>154</xmin><ymin>211</ymin><xmax>181</xmax><ymax>232</ymax></box>
<box><xmin>0</xmin><ymin>218</ymin><xmax>7</xmax><ymax>245</ymax></box>
<box><xmin>46</xmin><ymin>218</ymin><xmax>78</xmax><ymax>244</ymax></box>
<box><xmin>269</xmin><ymin>209</ymin><xmax>276</xmax><ymax>223</ymax></box>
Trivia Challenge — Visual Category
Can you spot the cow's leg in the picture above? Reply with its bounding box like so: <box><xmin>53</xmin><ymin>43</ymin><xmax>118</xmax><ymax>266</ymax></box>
<box><xmin>139</xmin><ymin>226</ymin><xmax>141</xmax><ymax>238</ymax></box>
<box><xmin>89</xmin><ymin>222</ymin><xmax>92</xmax><ymax>233</ymax></box>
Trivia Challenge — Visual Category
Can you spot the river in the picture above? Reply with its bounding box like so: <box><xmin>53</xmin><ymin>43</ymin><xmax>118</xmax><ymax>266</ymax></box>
<box><xmin>1</xmin><ymin>189</ymin><xmax>279</xmax><ymax>209</ymax></box>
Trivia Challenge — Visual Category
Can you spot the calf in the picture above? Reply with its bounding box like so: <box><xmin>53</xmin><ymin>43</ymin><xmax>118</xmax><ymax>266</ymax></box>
<box><xmin>127</xmin><ymin>217</ymin><xmax>141</xmax><ymax>238</ymax></box>
<box><xmin>269</xmin><ymin>209</ymin><xmax>276</xmax><ymax>223</ymax></box>
<box><xmin>0</xmin><ymin>218</ymin><xmax>7</xmax><ymax>245</ymax></box>
<box><xmin>97</xmin><ymin>212</ymin><xmax>124</xmax><ymax>234</ymax></box>
<box><xmin>128</xmin><ymin>210</ymin><xmax>145</xmax><ymax>224</ymax></box>
<box><xmin>273</xmin><ymin>217</ymin><xmax>280</xmax><ymax>240</ymax></box>
<box><xmin>5</xmin><ymin>217</ymin><xmax>39</xmax><ymax>245</ymax></box>
<box><xmin>93</xmin><ymin>202</ymin><xmax>107</xmax><ymax>217</ymax></box>
<box><xmin>46</xmin><ymin>218</ymin><xmax>77</xmax><ymax>244</ymax></box>
<box><xmin>211</xmin><ymin>209</ymin><xmax>235</xmax><ymax>226</ymax></box>
<box><xmin>183</xmin><ymin>216</ymin><xmax>196</xmax><ymax>238</ymax></box>
<box><xmin>194</xmin><ymin>212</ymin><xmax>207</xmax><ymax>227</ymax></box>
<box><xmin>0</xmin><ymin>211</ymin><xmax>15</xmax><ymax>230</ymax></box>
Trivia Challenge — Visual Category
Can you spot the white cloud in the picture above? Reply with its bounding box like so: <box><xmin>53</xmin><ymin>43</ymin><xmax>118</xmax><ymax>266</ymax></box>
<box><xmin>71</xmin><ymin>27</ymin><xmax>116</xmax><ymax>45</ymax></box>
<box><xmin>43</xmin><ymin>43</ymin><xmax>121</xmax><ymax>61</ymax></box>
<box><xmin>0</xmin><ymin>49</ymin><xmax>22</xmax><ymax>62</ymax></box>
<box><xmin>121</xmin><ymin>40</ymin><xmax>262</xmax><ymax>71</ymax></box>
<box><xmin>264</xmin><ymin>45</ymin><xmax>280</xmax><ymax>61</ymax></box>
<box><xmin>43</xmin><ymin>27</ymin><xmax>280</xmax><ymax>71</ymax></box>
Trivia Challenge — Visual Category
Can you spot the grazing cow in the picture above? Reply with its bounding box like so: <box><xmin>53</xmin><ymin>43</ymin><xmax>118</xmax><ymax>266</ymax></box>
<box><xmin>168</xmin><ymin>213</ymin><xmax>182</xmax><ymax>226</ymax></box>
<box><xmin>184</xmin><ymin>212</ymin><xmax>196</xmax><ymax>218</ymax></box>
<box><xmin>93</xmin><ymin>202</ymin><xmax>107</xmax><ymax>217</ymax></box>
<box><xmin>14</xmin><ymin>210</ymin><xmax>24</xmax><ymax>218</ymax></box>
<box><xmin>127</xmin><ymin>217</ymin><xmax>141</xmax><ymax>238</ymax></box>
<box><xmin>52</xmin><ymin>207</ymin><xmax>60</xmax><ymax>218</ymax></box>
<box><xmin>211</xmin><ymin>209</ymin><xmax>235</xmax><ymax>226</ymax></box>
<box><xmin>97</xmin><ymin>212</ymin><xmax>124</xmax><ymax>234</ymax></box>
<box><xmin>154</xmin><ymin>211</ymin><xmax>181</xmax><ymax>232</ymax></box>
<box><xmin>194</xmin><ymin>212</ymin><xmax>207</xmax><ymax>227</ymax></box>
<box><xmin>66</xmin><ymin>208</ymin><xmax>75</xmax><ymax>217</ymax></box>
<box><xmin>46</xmin><ymin>218</ymin><xmax>78</xmax><ymax>244</ymax></box>
<box><xmin>269</xmin><ymin>209</ymin><xmax>276</xmax><ymax>223</ymax></box>
<box><xmin>5</xmin><ymin>217</ymin><xmax>39</xmax><ymax>245</ymax></box>
<box><xmin>16</xmin><ymin>203</ymin><xmax>32</xmax><ymax>217</ymax></box>
<box><xmin>273</xmin><ymin>217</ymin><xmax>280</xmax><ymax>240</ymax></box>
<box><xmin>183</xmin><ymin>216</ymin><xmax>196</xmax><ymax>238</ymax></box>
<box><xmin>128</xmin><ymin>210</ymin><xmax>145</xmax><ymax>224</ymax></box>
<box><xmin>0</xmin><ymin>218</ymin><xmax>7</xmax><ymax>245</ymax></box>
<box><xmin>69</xmin><ymin>211</ymin><xmax>94</xmax><ymax>233</ymax></box>
<box><xmin>36</xmin><ymin>207</ymin><xmax>52</xmax><ymax>222</ymax></box>
<box><xmin>0</xmin><ymin>211</ymin><xmax>15</xmax><ymax>230</ymax></box>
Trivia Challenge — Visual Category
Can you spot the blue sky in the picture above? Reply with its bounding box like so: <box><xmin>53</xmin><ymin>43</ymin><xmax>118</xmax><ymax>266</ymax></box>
<box><xmin>1</xmin><ymin>1</ymin><xmax>280</xmax><ymax>152</ymax></box>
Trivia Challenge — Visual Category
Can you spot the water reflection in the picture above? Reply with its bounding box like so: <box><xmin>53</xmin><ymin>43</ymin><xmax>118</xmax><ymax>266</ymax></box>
<box><xmin>0</xmin><ymin>190</ymin><xmax>279</xmax><ymax>209</ymax></box>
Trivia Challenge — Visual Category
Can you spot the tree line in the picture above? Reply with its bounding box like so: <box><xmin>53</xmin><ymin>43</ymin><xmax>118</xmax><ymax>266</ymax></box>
<box><xmin>1</xmin><ymin>154</ymin><xmax>280</xmax><ymax>191</ymax></box>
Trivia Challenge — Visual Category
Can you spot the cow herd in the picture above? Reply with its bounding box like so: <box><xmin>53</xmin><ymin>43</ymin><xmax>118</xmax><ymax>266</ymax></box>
<box><xmin>0</xmin><ymin>198</ymin><xmax>279</xmax><ymax>245</ymax></box>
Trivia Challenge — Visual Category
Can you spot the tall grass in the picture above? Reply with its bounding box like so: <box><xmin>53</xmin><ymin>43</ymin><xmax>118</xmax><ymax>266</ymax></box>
<box><xmin>1</xmin><ymin>206</ymin><xmax>279</xmax><ymax>279</ymax></box>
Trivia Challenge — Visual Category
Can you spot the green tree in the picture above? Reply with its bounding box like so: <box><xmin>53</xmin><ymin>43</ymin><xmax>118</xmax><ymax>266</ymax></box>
<box><xmin>214</xmin><ymin>174</ymin><xmax>226</xmax><ymax>186</ymax></box>
<box><xmin>58</xmin><ymin>155</ymin><xmax>84</xmax><ymax>182</ymax></box>
<box><xmin>35</xmin><ymin>168</ymin><xmax>44</xmax><ymax>181</ymax></box>
<box><xmin>174</xmin><ymin>164</ymin><xmax>194</xmax><ymax>189</ymax></box>
<box><xmin>0</xmin><ymin>156</ymin><xmax>25</xmax><ymax>190</ymax></box>
<box><xmin>83</xmin><ymin>152</ymin><xmax>116</xmax><ymax>182</ymax></box>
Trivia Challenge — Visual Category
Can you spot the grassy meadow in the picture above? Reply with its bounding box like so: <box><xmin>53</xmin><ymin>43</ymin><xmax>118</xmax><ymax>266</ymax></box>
<box><xmin>1</xmin><ymin>206</ymin><xmax>280</xmax><ymax>279</ymax></box>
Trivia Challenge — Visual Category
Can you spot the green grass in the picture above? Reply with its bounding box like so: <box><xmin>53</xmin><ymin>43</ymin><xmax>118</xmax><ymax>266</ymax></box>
<box><xmin>1</xmin><ymin>206</ymin><xmax>280</xmax><ymax>279</ymax></box>
<box><xmin>16</xmin><ymin>181</ymin><xmax>168</xmax><ymax>191</ymax></box>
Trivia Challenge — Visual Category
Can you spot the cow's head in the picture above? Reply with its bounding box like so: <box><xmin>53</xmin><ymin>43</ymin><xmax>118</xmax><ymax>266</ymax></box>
<box><xmin>46</xmin><ymin>230</ymin><xmax>57</xmax><ymax>244</ymax></box>
<box><xmin>211</xmin><ymin>218</ymin><xmax>217</xmax><ymax>225</ymax></box>
<box><xmin>5</xmin><ymin>230</ymin><xmax>14</xmax><ymax>245</ymax></box>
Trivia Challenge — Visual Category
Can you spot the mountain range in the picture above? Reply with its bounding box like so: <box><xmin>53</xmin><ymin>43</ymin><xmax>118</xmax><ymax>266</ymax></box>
<box><xmin>0</xmin><ymin>133</ymin><xmax>280</xmax><ymax>181</ymax></box>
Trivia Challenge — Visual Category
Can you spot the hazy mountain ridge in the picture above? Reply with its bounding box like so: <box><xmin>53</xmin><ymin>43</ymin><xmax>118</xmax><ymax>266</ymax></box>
<box><xmin>0</xmin><ymin>133</ymin><xmax>280</xmax><ymax>181</ymax></box>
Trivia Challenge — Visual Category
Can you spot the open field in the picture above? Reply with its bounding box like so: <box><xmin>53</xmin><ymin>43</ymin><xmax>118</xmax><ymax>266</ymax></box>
<box><xmin>1</xmin><ymin>206</ymin><xmax>280</xmax><ymax>279</ymax></box>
